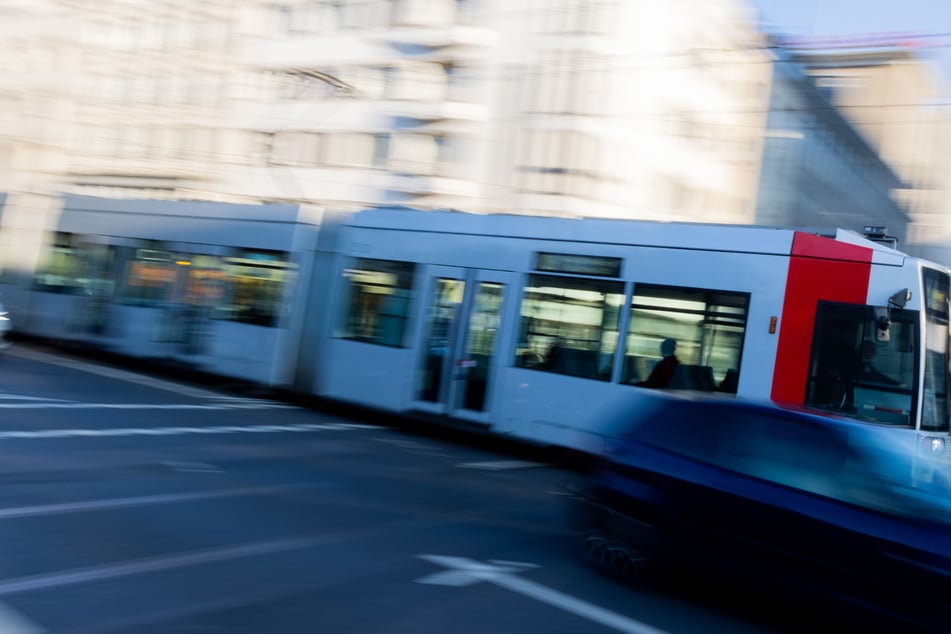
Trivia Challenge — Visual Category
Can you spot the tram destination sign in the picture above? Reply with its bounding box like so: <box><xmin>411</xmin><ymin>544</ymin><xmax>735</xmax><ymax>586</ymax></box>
<box><xmin>535</xmin><ymin>252</ymin><xmax>622</xmax><ymax>278</ymax></box>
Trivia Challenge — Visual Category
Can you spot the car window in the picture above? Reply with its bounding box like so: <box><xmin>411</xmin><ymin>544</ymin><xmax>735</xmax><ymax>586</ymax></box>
<box><xmin>717</xmin><ymin>411</ymin><xmax>849</xmax><ymax>498</ymax></box>
<box><xmin>628</xmin><ymin>401</ymin><xmax>723</xmax><ymax>463</ymax></box>
<box><xmin>839</xmin><ymin>435</ymin><xmax>951</xmax><ymax>521</ymax></box>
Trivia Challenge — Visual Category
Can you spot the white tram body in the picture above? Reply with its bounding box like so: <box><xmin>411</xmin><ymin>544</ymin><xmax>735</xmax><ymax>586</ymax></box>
<box><xmin>12</xmin><ymin>196</ymin><xmax>320</xmax><ymax>386</ymax></box>
<box><xmin>4</xmin><ymin>199</ymin><xmax>949</xmax><ymax>458</ymax></box>
<box><xmin>305</xmin><ymin>208</ymin><xmax>947</xmax><ymax>455</ymax></box>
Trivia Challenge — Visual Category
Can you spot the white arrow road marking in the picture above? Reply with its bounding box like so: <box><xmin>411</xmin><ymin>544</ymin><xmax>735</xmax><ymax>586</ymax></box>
<box><xmin>416</xmin><ymin>555</ymin><xmax>670</xmax><ymax>634</ymax></box>
<box><xmin>0</xmin><ymin>602</ymin><xmax>43</xmax><ymax>633</ymax></box>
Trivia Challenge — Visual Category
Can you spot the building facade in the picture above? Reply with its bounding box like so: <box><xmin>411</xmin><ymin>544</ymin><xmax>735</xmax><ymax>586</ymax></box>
<box><xmin>0</xmin><ymin>0</ymin><xmax>934</xmax><ymax>275</ymax></box>
<box><xmin>791</xmin><ymin>47</ymin><xmax>951</xmax><ymax>265</ymax></box>
<box><xmin>754</xmin><ymin>48</ymin><xmax>909</xmax><ymax>242</ymax></box>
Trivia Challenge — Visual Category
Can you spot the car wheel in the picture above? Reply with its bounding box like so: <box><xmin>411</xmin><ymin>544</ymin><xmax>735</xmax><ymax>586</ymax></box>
<box><xmin>582</xmin><ymin>532</ymin><xmax>652</xmax><ymax>583</ymax></box>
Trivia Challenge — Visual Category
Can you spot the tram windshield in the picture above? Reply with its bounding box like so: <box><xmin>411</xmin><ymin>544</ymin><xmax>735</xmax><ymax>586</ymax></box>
<box><xmin>805</xmin><ymin>302</ymin><xmax>918</xmax><ymax>428</ymax></box>
<box><xmin>921</xmin><ymin>268</ymin><xmax>950</xmax><ymax>433</ymax></box>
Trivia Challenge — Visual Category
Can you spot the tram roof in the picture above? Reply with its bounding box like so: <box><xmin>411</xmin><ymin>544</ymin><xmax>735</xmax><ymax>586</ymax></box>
<box><xmin>62</xmin><ymin>195</ymin><xmax>305</xmax><ymax>224</ymax></box>
<box><xmin>351</xmin><ymin>207</ymin><xmax>909</xmax><ymax>263</ymax></box>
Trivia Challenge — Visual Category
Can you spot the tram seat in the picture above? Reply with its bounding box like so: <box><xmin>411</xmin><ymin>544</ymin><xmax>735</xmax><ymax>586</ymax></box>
<box><xmin>624</xmin><ymin>355</ymin><xmax>654</xmax><ymax>383</ymax></box>
<box><xmin>668</xmin><ymin>364</ymin><xmax>689</xmax><ymax>389</ymax></box>
<box><xmin>558</xmin><ymin>348</ymin><xmax>601</xmax><ymax>379</ymax></box>
<box><xmin>668</xmin><ymin>364</ymin><xmax>715</xmax><ymax>391</ymax></box>
<box><xmin>621</xmin><ymin>358</ymin><xmax>715</xmax><ymax>390</ymax></box>
<box><xmin>685</xmin><ymin>365</ymin><xmax>716</xmax><ymax>391</ymax></box>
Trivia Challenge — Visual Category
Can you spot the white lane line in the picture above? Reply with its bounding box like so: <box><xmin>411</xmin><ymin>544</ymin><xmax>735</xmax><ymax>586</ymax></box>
<box><xmin>374</xmin><ymin>438</ymin><xmax>451</xmax><ymax>457</ymax></box>
<box><xmin>0</xmin><ymin>430</ymin><xmax>91</xmax><ymax>439</ymax></box>
<box><xmin>0</xmin><ymin>602</ymin><xmax>43</xmax><ymax>633</ymax></box>
<box><xmin>417</xmin><ymin>555</ymin><xmax>670</xmax><ymax>634</ymax></box>
<box><xmin>0</xmin><ymin>518</ymin><xmax>438</xmax><ymax>597</ymax></box>
<box><xmin>0</xmin><ymin>536</ymin><xmax>338</xmax><ymax>597</ymax></box>
<box><xmin>0</xmin><ymin>394</ymin><xmax>72</xmax><ymax>403</ymax></box>
<box><xmin>456</xmin><ymin>460</ymin><xmax>548</xmax><ymax>471</ymax></box>
<box><xmin>319</xmin><ymin>422</ymin><xmax>378</xmax><ymax>430</ymax></box>
<box><xmin>158</xmin><ymin>461</ymin><xmax>222</xmax><ymax>473</ymax></box>
<box><xmin>0</xmin><ymin>484</ymin><xmax>317</xmax><ymax>520</ymax></box>
<box><xmin>7</xmin><ymin>347</ymin><xmax>225</xmax><ymax>399</ymax></box>
<box><xmin>217</xmin><ymin>404</ymin><xmax>298</xmax><ymax>410</ymax></box>
<box><xmin>0</xmin><ymin>404</ymin><xmax>296</xmax><ymax>409</ymax></box>
<box><xmin>0</xmin><ymin>422</ymin><xmax>369</xmax><ymax>439</ymax></box>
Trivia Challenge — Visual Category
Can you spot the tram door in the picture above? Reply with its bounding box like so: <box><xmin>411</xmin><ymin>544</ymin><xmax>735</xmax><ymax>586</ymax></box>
<box><xmin>412</xmin><ymin>267</ymin><xmax>512</xmax><ymax>423</ymax></box>
<box><xmin>72</xmin><ymin>239</ymin><xmax>115</xmax><ymax>337</ymax></box>
<box><xmin>160</xmin><ymin>254</ymin><xmax>219</xmax><ymax>357</ymax></box>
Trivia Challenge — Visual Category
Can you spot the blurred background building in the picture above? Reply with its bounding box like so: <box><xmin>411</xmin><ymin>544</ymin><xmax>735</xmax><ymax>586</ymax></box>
<box><xmin>792</xmin><ymin>45</ymin><xmax>951</xmax><ymax>265</ymax></box>
<box><xmin>0</xmin><ymin>0</ymin><xmax>949</xmax><ymax>268</ymax></box>
<box><xmin>754</xmin><ymin>46</ymin><xmax>908</xmax><ymax>243</ymax></box>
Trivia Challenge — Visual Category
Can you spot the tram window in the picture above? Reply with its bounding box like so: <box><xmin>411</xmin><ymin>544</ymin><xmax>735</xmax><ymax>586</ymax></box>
<box><xmin>922</xmin><ymin>268</ymin><xmax>950</xmax><ymax>433</ymax></box>
<box><xmin>805</xmin><ymin>302</ymin><xmax>917</xmax><ymax>427</ymax></box>
<box><xmin>214</xmin><ymin>250</ymin><xmax>296</xmax><ymax>328</ymax></box>
<box><xmin>515</xmin><ymin>274</ymin><xmax>624</xmax><ymax>381</ymax></box>
<box><xmin>622</xmin><ymin>284</ymin><xmax>748</xmax><ymax>392</ymax></box>
<box><xmin>182</xmin><ymin>255</ymin><xmax>226</xmax><ymax>308</ymax></box>
<box><xmin>923</xmin><ymin>350</ymin><xmax>949</xmax><ymax>432</ymax></box>
<box><xmin>79</xmin><ymin>244</ymin><xmax>116</xmax><ymax>298</ymax></box>
<box><xmin>33</xmin><ymin>233</ymin><xmax>84</xmax><ymax>294</ymax></box>
<box><xmin>120</xmin><ymin>248</ymin><xmax>176</xmax><ymax>305</ymax></box>
<box><xmin>336</xmin><ymin>258</ymin><xmax>415</xmax><ymax>347</ymax></box>
<box><xmin>923</xmin><ymin>267</ymin><xmax>949</xmax><ymax>324</ymax></box>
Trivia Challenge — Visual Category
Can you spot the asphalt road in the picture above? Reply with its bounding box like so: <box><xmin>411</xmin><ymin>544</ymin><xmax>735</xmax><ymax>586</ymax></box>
<box><xmin>0</xmin><ymin>343</ymin><xmax>856</xmax><ymax>634</ymax></box>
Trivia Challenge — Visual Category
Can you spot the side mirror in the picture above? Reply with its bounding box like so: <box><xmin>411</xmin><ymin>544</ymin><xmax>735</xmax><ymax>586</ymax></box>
<box><xmin>877</xmin><ymin>289</ymin><xmax>910</xmax><ymax>342</ymax></box>
<box><xmin>889</xmin><ymin>288</ymin><xmax>910</xmax><ymax>309</ymax></box>
<box><xmin>875</xmin><ymin>307</ymin><xmax>891</xmax><ymax>342</ymax></box>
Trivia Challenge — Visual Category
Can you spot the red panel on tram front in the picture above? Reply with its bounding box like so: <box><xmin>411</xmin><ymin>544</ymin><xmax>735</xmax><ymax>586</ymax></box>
<box><xmin>771</xmin><ymin>233</ymin><xmax>873</xmax><ymax>405</ymax></box>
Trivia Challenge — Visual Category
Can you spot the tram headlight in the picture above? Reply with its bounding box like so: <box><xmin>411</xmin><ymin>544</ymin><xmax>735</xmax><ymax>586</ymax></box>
<box><xmin>922</xmin><ymin>436</ymin><xmax>946</xmax><ymax>456</ymax></box>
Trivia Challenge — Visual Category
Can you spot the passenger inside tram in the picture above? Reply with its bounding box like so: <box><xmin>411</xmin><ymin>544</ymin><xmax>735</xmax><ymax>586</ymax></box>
<box><xmin>636</xmin><ymin>338</ymin><xmax>680</xmax><ymax>389</ymax></box>
<box><xmin>541</xmin><ymin>337</ymin><xmax>564</xmax><ymax>371</ymax></box>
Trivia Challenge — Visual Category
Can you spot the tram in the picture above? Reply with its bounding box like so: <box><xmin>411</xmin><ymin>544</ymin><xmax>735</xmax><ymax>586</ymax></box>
<box><xmin>303</xmin><ymin>208</ymin><xmax>950</xmax><ymax>456</ymax></box>
<box><xmin>5</xmin><ymin>195</ymin><xmax>318</xmax><ymax>386</ymax></box>
<box><xmin>2</xmin><ymin>197</ymin><xmax>948</xmax><ymax>457</ymax></box>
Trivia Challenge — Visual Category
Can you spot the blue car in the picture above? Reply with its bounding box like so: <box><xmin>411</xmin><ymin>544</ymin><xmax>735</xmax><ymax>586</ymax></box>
<box><xmin>567</xmin><ymin>392</ymin><xmax>951</xmax><ymax>631</ymax></box>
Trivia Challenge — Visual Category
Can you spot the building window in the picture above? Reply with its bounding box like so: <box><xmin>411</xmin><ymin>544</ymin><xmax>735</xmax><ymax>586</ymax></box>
<box><xmin>269</xmin><ymin>132</ymin><xmax>322</xmax><ymax>166</ymax></box>
<box><xmin>373</xmin><ymin>134</ymin><xmax>390</xmax><ymax>168</ymax></box>
<box><xmin>325</xmin><ymin>133</ymin><xmax>375</xmax><ymax>167</ymax></box>
<box><xmin>516</xmin><ymin>129</ymin><xmax>599</xmax><ymax>196</ymax></box>
<box><xmin>389</xmin><ymin>133</ymin><xmax>438</xmax><ymax>174</ymax></box>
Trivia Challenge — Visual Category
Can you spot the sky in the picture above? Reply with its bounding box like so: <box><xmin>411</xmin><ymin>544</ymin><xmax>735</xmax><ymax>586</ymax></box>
<box><xmin>748</xmin><ymin>0</ymin><xmax>951</xmax><ymax>76</ymax></box>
